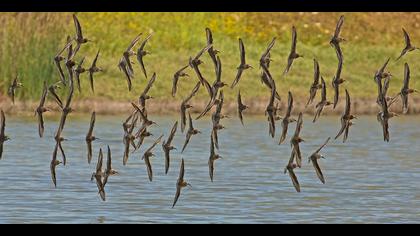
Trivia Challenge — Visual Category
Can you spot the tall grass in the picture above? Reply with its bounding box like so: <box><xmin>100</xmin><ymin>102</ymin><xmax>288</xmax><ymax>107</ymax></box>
<box><xmin>0</xmin><ymin>12</ymin><xmax>419</xmax><ymax>103</ymax></box>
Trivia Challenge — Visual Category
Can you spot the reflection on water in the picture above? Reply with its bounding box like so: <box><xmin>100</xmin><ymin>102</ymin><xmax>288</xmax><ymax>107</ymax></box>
<box><xmin>0</xmin><ymin>114</ymin><xmax>419</xmax><ymax>223</ymax></box>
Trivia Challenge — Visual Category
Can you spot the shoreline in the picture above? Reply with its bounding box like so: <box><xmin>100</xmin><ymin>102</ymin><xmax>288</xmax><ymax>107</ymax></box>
<box><xmin>1</xmin><ymin>97</ymin><xmax>420</xmax><ymax>116</ymax></box>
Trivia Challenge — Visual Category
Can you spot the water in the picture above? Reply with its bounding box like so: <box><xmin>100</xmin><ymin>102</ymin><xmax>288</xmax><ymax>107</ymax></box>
<box><xmin>0</xmin><ymin>114</ymin><xmax>419</xmax><ymax>223</ymax></box>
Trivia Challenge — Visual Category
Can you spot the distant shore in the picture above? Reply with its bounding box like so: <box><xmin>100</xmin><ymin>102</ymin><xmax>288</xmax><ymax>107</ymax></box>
<box><xmin>2</xmin><ymin>96</ymin><xmax>420</xmax><ymax>116</ymax></box>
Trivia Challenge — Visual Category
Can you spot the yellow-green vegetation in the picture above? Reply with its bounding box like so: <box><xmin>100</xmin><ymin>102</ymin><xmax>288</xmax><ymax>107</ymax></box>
<box><xmin>1</xmin><ymin>12</ymin><xmax>420</xmax><ymax>104</ymax></box>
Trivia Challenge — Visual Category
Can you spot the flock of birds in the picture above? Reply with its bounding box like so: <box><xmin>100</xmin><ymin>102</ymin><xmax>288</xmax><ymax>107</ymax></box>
<box><xmin>1</xmin><ymin>14</ymin><xmax>419</xmax><ymax>208</ymax></box>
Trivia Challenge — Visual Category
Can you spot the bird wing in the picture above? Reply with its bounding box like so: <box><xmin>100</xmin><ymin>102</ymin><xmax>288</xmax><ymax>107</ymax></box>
<box><xmin>86</xmin><ymin>140</ymin><xmax>93</xmax><ymax>164</ymax></box>
<box><xmin>321</xmin><ymin>77</ymin><xmax>327</xmax><ymax>101</ymax></box>
<box><xmin>145</xmin><ymin>134</ymin><xmax>164</xmax><ymax>154</ymax></box>
<box><xmin>345</xmin><ymin>89</ymin><xmax>351</xmax><ymax>116</ymax></box>
<box><xmin>73</xmin><ymin>14</ymin><xmax>83</xmax><ymax>40</ymax></box>
<box><xmin>312</xmin><ymin>159</ymin><xmax>325</xmax><ymax>184</ymax></box>
<box><xmin>96</xmin><ymin>148</ymin><xmax>103</xmax><ymax>174</ymax></box>
<box><xmin>313</xmin><ymin>58</ymin><xmax>320</xmax><ymax>85</ymax></box>
<box><xmin>293</xmin><ymin>112</ymin><xmax>303</xmax><ymax>137</ymax></box>
<box><xmin>239</xmin><ymin>38</ymin><xmax>246</xmax><ymax>65</ymax></box>
<box><xmin>139</xmin><ymin>33</ymin><xmax>153</xmax><ymax>51</ymax></box>
<box><xmin>166</xmin><ymin>121</ymin><xmax>178</xmax><ymax>145</ymax></box>
<box><xmin>232</xmin><ymin>67</ymin><xmax>243</xmax><ymax>89</ymax></box>
<box><xmin>126</xmin><ymin>33</ymin><xmax>143</xmax><ymax>52</ymax></box>
<box><xmin>87</xmin><ymin>111</ymin><xmax>96</xmax><ymax>138</ymax></box>
<box><xmin>403</xmin><ymin>62</ymin><xmax>410</xmax><ymax>90</ymax></box>
<box><xmin>1</xmin><ymin>110</ymin><xmax>6</xmax><ymax>136</ymax></box>
<box><xmin>288</xmin><ymin>168</ymin><xmax>301</xmax><ymax>192</ymax></box>
<box><xmin>334</xmin><ymin>15</ymin><xmax>344</xmax><ymax>38</ymax></box>
<box><xmin>261</xmin><ymin>37</ymin><xmax>276</xmax><ymax>60</ymax></box>
<box><xmin>286</xmin><ymin>91</ymin><xmax>294</xmax><ymax>117</ymax></box>
<box><xmin>37</xmin><ymin>111</ymin><xmax>45</xmax><ymax>138</ymax></box>
<box><xmin>402</xmin><ymin>28</ymin><xmax>411</xmax><ymax>47</ymax></box>
<box><xmin>290</xmin><ymin>26</ymin><xmax>297</xmax><ymax>53</ymax></box>
<box><xmin>315</xmin><ymin>137</ymin><xmax>331</xmax><ymax>154</ymax></box>
<box><xmin>142</xmin><ymin>72</ymin><xmax>156</xmax><ymax>96</ymax></box>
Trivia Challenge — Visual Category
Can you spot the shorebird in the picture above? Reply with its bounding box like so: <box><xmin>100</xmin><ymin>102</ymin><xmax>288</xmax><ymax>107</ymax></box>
<box><xmin>54</xmin><ymin>38</ymin><xmax>72</xmax><ymax>86</ymax></box>
<box><xmin>279</xmin><ymin>91</ymin><xmax>296</xmax><ymax>144</ymax></box>
<box><xmin>284</xmin><ymin>149</ymin><xmax>301</xmax><ymax>193</ymax></box>
<box><xmin>306</xmin><ymin>59</ymin><xmax>322</xmax><ymax>107</ymax></box>
<box><xmin>308</xmin><ymin>137</ymin><xmax>330</xmax><ymax>184</ymax></box>
<box><xmin>181</xmin><ymin>112</ymin><xmax>201</xmax><ymax>153</ymax></box>
<box><xmin>377</xmin><ymin>91</ymin><xmax>398</xmax><ymax>142</ymax></box>
<box><xmin>91</xmin><ymin>148</ymin><xmax>106</xmax><ymax>201</ymax></box>
<box><xmin>231</xmin><ymin>38</ymin><xmax>252</xmax><ymax>88</ymax></box>
<box><xmin>211</xmin><ymin>91</ymin><xmax>226</xmax><ymax>150</ymax></box>
<box><xmin>172</xmin><ymin>65</ymin><xmax>189</xmax><ymax>97</ymax></box>
<box><xmin>330</xmin><ymin>15</ymin><xmax>345</xmax><ymax>52</ymax></box>
<box><xmin>208</xmin><ymin>134</ymin><xmax>222</xmax><ymax>182</ymax></box>
<box><xmin>141</xmin><ymin>134</ymin><xmax>163</xmax><ymax>182</ymax></box>
<box><xmin>335</xmin><ymin>89</ymin><xmax>357</xmax><ymax>143</ymax></box>
<box><xmin>283</xmin><ymin>26</ymin><xmax>302</xmax><ymax>76</ymax></box>
<box><xmin>180</xmin><ymin>82</ymin><xmax>200</xmax><ymax>133</ymax></box>
<box><xmin>172</xmin><ymin>158</ymin><xmax>191</xmax><ymax>208</ymax></box>
<box><xmin>50</xmin><ymin>143</ymin><xmax>62</xmax><ymax>188</ymax></box>
<box><xmin>118</xmin><ymin>57</ymin><xmax>133</xmax><ymax>91</ymax></box>
<box><xmin>237</xmin><ymin>90</ymin><xmax>248</xmax><ymax>126</ymax></box>
<box><xmin>123</xmin><ymin>33</ymin><xmax>142</xmax><ymax>76</ymax></box>
<box><xmin>137</xmin><ymin>33</ymin><xmax>153</xmax><ymax>78</ymax></box>
<box><xmin>162</xmin><ymin>121</ymin><xmax>178</xmax><ymax>174</ymax></box>
<box><xmin>332</xmin><ymin>44</ymin><xmax>346</xmax><ymax>109</ymax></box>
<box><xmin>139</xmin><ymin>72</ymin><xmax>156</xmax><ymax>109</ymax></box>
<box><xmin>313</xmin><ymin>77</ymin><xmax>333</xmax><ymax>122</ymax></box>
<box><xmin>396</xmin><ymin>28</ymin><xmax>418</xmax><ymax>61</ymax></box>
<box><xmin>73</xmin><ymin>57</ymin><xmax>87</xmax><ymax>93</ymax></box>
<box><xmin>189</xmin><ymin>44</ymin><xmax>213</xmax><ymax>89</ymax></box>
<box><xmin>88</xmin><ymin>50</ymin><xmax>103</xmax><ymax>93</ymax></box>
<box><xmin>0</xmin><ymin>110</ymin><xmax>9</xmax><ymax>160</ymax></box>
<box><xmin>35</xmin><ymin>81</ymin><xmax>50</xmax><ymax>138</ymax></box>
<box><xmin>8</xmin><ymin>75</ymin><xmax>23</xmax><ymax>104</ymax></box>
<box><xmin>72</xmin><ymin>14</ymin><xmax>91</xmax><ymax>54</ymax></box>
<box><xmin>48</xmin><ymin>81</ymin><xmax>63</xmax><ymax>109</ymax></box>
<box><xmin>103</xmin><ymin>145</ymin><xmax>118</xmax><ymax>187</ymax></box>
<box><xmin>86</xmin><ymin>111</ymin><xmax>98</xmax><ymax>164</ymax></box>
<box><xmin>392</xmin><ymin>63</ymin><xmax>419</xmax><ymax>114</ymax></box>
<box><xmin>290</xmin><ymin>112</ymin><xmax>304</xmax><ymax>168</ymax></box>
<box><xmin>123</xmin><ymin>114</ymin><xmax>138</xmax><ymax>165</ymax></box>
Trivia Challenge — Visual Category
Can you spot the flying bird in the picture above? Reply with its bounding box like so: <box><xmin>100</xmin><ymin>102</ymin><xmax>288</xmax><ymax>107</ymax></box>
<box><xmin>330</xmin><ymin>15</ymin><xmax>345</xmax><ymax>52</ymax></box>
<box><xmin>88</xmin><ymin>50</ymin><xmax>103</xmax><ymax>93</ymax></box>
<box><xmin>103</xmin><ymin>145</ymin><xmax>118</xmax><ymax>187</ymax></box>
<box><xmin>8</xmin><ymin>75</ymin><xmax>23</xmax><ymax>104</ymax></box>
<box><xmin>180</xmin><ymin>82</ymin><xmax>200</xmax><ymax>133</ymax></box>
<box><xmin>279</xmin><ymin>91</ymin><xmax>296</xmax><ymax>144</ymax></box>
<box><xmin>284</xmin><ymin>149</ymin><xmax>301</xmax><ymax>193</ymax></box>
<box><xmin>73</xmin><ymin>57</ymin><xmax>87</xmax><ymax>93</ymax></box>
<box><xmin>141</xmin><ymin>134</ymin><xmax>163</xmax><ymax>182</ymax></box>
<box><xmin>172</xmin><ymin>65</ymin><xmax>189</xmax><ymax>97</ymax></box>
<box><xmin>123</xmin><ymin>33</ymin><xmax>143</xmax><ymax>76</ymax></box>
<box><xmin>313</xmin><ymin>77</ymin><xmax>333</xmax><ymax>122</ymax></box>
<box><xmin>172</xmin><ymin>158</ymin><xmax>191</xmax><ymax>208</ymax></box>
<box><xmin>181</xmin><ymin>112</ymin><xmax>201</xmax><ymax>153</ymax></box>
<box><xmin>91</xmin><ymin>148</ymin><xmax>106</xmax><ymax>201</ymax></box>
<box><xmin>162</xmin><ymin>121</ymin><xmax>178</xmax><ymax>174</ymax></box>
<box><xmin>86</xmin><ymin>111</ymin><xmax>98</xmax><ymax>164</ymax></box>
<box><xmin>118</xmin><ymin>57</ymin><xmax>133</xmax><ymax>91</ymax></box>
<box><xmin>237</xmin><ymin>90</ymin><xmax>248</xmax><ymax>126</ymax></box>
<box><xmin>72</xmin><ymin>14</ymin><xmax>91</xmax><ymax>54</ymax></box>
<box><xmin>137</xmin><ymin>33</ymin><xmax>153</xmax><ymax>78</ymax></box>
<box><xmin>208</xmin><ymin>135</ymin><xmax>222</xmax><ymax>182</ymax></box>
<box><xmin>139</xmin><ymin>72</ymin><xmax>156</xmax><ymax>109</ymax></box>
<box><xmin>306</xmin><ymin>59</ymin><xmax>322</xmax><ymax>107</ymax></box>
<box><xmin>396</xmin><ymin>28</ymin><xmax>418</xmax><ymax>61</ymax></box>
<box><xmin>231</xmin><ymin>38</ymin><xmax>252</xmax><ymax>88</ymax></box>
<box><xmin>50</xmin><ymin>143</ymin><xmax>62</xmax><ymax>188</ymax></box>
<box><xmin>283</xmin><ymin>26</ymin><xmax>302</xmax><ymax>76</ymax></box>
<box><xmin>290</xmin><ymin>112</ymin><xmax>304</xmax><ymax>168</ymax></box>
<box><xmin>308</xmin><ymin>137</ymin><xmax>330</xmax><ymax>184</ymax></box>
<box><xmin>48</xmin><ymin>82</ymin><xmax>64</xmax><ymax>109</ymax></box>
<box><xmin>335</xmin><ymin>89</ymin><xmax>357</xmax><ymax>143</ymax></box>
<box><xmin>35</xmin><ymin>81</ymin><xmax>50</xmax><ymax>138</ymax></box>
<box><xmin>0</xmin><ymin>110</ymin><xmax>10</xmax><ymax>160</ymax></box>
<box><xmin>392</xmin><ymin>63</ymin><xmax>419</xmax><ymax>114</ymax></box>
<box><xmin>332</xmin><ymin>44</ymin><xmax>346</xmax><ymax>109</ymax></box>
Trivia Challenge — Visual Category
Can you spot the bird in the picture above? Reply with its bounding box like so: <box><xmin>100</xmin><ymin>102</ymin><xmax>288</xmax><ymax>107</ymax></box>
<box><xmin>377</xmin><ymin>91</ymin><xmax>398</xmax><ymax>142</ymax></box>
<box><xmin>231</xmin><ymin>38</ymin><xmax>252</xmax><ymax>89</ymax></box>
<box><xmin>205</xmin><ymin>28</ymin><xmax>219</xmax><ymax>75</ymax></box>
<box><xmin>290</xmin><ymin>112</ymin><xmax>304</xmax><ymax>168</ymax></box>
<box><xmin>8</xmin><ymin>75</ymin><xmax>23</xmax><ymax>105</ymax></box>
<box><xmin>72</xmin><ymin>14</ymin><xmax>91</xmax><ymax>54</ymax></box>
<box><xmin>172</xmin><ymin>158</ymin><xmax>191</xmax><ymax>208</ymax></box>
<box><xmin>162</xmin><ymin>121</ymin><xmax>178</xmax><ymax>175</ymax></box>
<box><xmin>332</xmin><ymin>43</ymin><xmax>346</xmax><ymax>109</ymax></box>
<box><xmin>284</xmin><ymin>148</ymin><xmax>301</xmax><ymax>193</ymax></box>
<box><xmin>308</xmin><ymin>137</ymin><xmax>330</xmax><ymax>184</ymax></box>
<box><xmin>172</xmin><ymin>65</ymin><xmax>189</xmax><ymax>97</ymax></box>
<box><xmin>54</xmin><ymin>39</ymin><xmax>72</xmax><ymax>86</ymax></box>
<box><xmin>180</xmin><ymin>82</ymin><xmax>200</xmax><ymax>133</ymax></box>
<box><xmin>237</xmin><ymin>90</ymin><xmax>248</xmax><ymax>126</ymax></box>
<box><xmin>211</xmin><ymin>91</ymin><xmax>226</xmax><ymax>150</ymax></box>
<box><xmin>283</xmin><ymin>26</ymin><xmax>302</xmax><ymax>76</ymax></box>
<box><xmin>86</xmin><ymin>111</ymin><xmax>98</xmax><ymax>164</ymax></box>
<box><xmin>139</xmin><ymin>72</ymin><xmax>156</xmax><ymax>109</ymax></box>
<box><xmin>181</xmin><ymin>112</ymin><xmax>201</xmax><ymax>153</ymax></box>
<box><xmin>0</xmin><ymin>110</ymin><xmax>10</xmax><ymax>160</ymax></box>
<box><xmin>64</xmin><ymin>36</ymin><xmax>76</xmax><ymax>83</ymax></box>
<box><xmin>260</xmin><ymin>37</ymin><xmax>276</xmax><ymax>67</ymax></box>
<box><xmin>50</xmin><ymin>143</ymin><xmax>62</xmax><ymax>188</ymax></box>
<box><xmin>189</xmin><ymin>43</ymin><xmax>213</xmax><ymax>87</ymax></box>
<box><xmin>265</xmin><ymin>78</ymin><xmax>277</xmax><ymax>138</ymax></box>
<box><xmin>73</xmin><ymin>57</ymin><xmax>87</xmax><ymax>93</ymax></box>
<box><xmin>35</xmin><ymin>81</ymin><xmax>50</xmax><ymax>138</ymax></box>
<box><xmin>208</xmin><ymin>134</ymin><xmax>222</xmax><ymax>182</ymax></box>
<box><xmin>137</xmin><ymin>33</ymin><xmax>153</xmax><ymax>78</ymax></box>
<box><xmin>392</xmin><ymin>63</ymin><xmax>418</xmax><ymax>114</ymax></box>
<box><xmin>131</xmin><ymin>102</ymin><xmax>157</xmax><ymax>129</ymax></box>
<box><xmin>375</xmin><ymin>57</ymin><xmax>392</xmax><ymax>82</ymax></box>
<box><xmin>259</xmin><ymin>52</ymin><xmax>281</xmax><ymax>101</ymax></box>
<box><xmin>279</xmin><ymin>91</ymin><xmax>296</xmax><ymax>144</ymax></box>
<box><xmin>118</xmin><ymin>57</ymin><xmax>133</xmax><ymax>91</ymax></box>
<box><xmin>103</xmin><ymin>145</ymin><xmax>118</xmax><ymax>187</ymax></box>
<box><xmin>91</xmin><ymin>148</ymin><xmax>106</xmax><ymax>201</ymax></box>
<box><xmin>123</xmin><ymin>32</ymin><xmax>142</xmax><ymax>76</ymax></box>
<box><xmin>123</xmin><ymin>114</ymin><xmax>138</xmax><ymax>166</ymax></box>
<box><xmin>141</xmin><ymin>134</ymin><xmax>163</xmax><ymax>182</ymax></box>
<box><xmin>330</xmin><ymin>15</ymin><xmax>345</xmax><ymax>51</ymax></box>
<box><xmin>396</xmin><ymin>28</ymin><xmax>418</xmax><ymax>61</ymax></box>
<box><xmin>306</xmin><ymin>58</ymin><xmax>322</xmax><ymax>107</ymax></box>
<box><xmin>313</xmin><ymin>77</ymin><xmax>333</xmax><ymax>123</ymax></box>
<box><xmin>88</xmin><ymin>50</ymin><xmax>103</xmax><ymax>93</ymax></box>
<box><xmin>374</xmin><ymin>58</ymin><xmax>392</xmax><ymax>106</ymax></box>
<box><xmin>48</xmin><ymin>81</ymin><xmax>63</xmax><ymax>109</ymax></box>
<box><xmin>335</xmin><ymin>89</ymin><xmax>357</xmax><ymax>143</ymax></box>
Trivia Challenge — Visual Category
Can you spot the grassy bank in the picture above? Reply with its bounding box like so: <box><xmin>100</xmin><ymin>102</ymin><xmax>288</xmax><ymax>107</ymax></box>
<box><xmin>0</xmin><ymin>12</ymin><xmax>419</xmax><ymax>112</ymax></box>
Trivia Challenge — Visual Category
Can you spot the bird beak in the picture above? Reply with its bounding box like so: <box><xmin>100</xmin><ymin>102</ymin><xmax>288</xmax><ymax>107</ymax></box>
<box><xmin>187</xmin><ymin>183</ymin><xmax>192</xmax><ymax>189</ymax></box>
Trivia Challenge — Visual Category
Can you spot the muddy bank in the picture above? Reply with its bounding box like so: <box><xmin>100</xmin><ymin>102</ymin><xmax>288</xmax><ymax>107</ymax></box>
<box><xmin>1</xmin><ymin>95</ymin><xmax>420</xmax><ymax>116</ymax></box>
